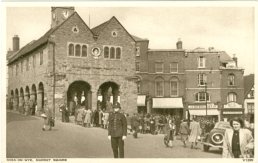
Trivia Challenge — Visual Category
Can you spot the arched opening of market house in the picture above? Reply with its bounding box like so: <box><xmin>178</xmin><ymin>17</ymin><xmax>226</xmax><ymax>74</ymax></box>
<box><xmin>67</xmin><ymin>80</ymin><xmax>91</xmax><ymax>115</ymax></box>
<box><xmin>97</xmin><ymin>81</ymin><xmax>120</xmax><ymax>112</ymax></box>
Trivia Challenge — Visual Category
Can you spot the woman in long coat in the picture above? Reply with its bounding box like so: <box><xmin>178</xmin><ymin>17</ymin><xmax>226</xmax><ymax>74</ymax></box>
<box><xmin>223</xmin><ymin>117</ymin><xmax>254</xmax><ymax>158</ymax></box>
<box><xmin>83</xmin><ymin>108</ymin><xmax>92</xmax><ymax>127</ymax></box>
<box><xmin>188</xmin><ymin>118</ymin><xmax>201</xmax><ymax>149</ymax></box>
<box><xmin>164</xmin><ymin>120</ymin><xmax>176</xmax><ymax>148</ymax></box>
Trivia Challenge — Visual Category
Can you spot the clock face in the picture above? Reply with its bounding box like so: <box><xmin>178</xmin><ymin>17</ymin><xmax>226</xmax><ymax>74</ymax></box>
<box><xmin>62</xmin><ymin>10</ymin><xmax>69</xmax><ymax>19</ymax></box>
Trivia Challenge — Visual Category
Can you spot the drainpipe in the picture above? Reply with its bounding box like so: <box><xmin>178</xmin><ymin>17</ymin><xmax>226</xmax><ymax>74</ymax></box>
<box><xmin>48</xmin><ymin>35</ymin><xmax>56</xmax><ymax>118</ymax></box>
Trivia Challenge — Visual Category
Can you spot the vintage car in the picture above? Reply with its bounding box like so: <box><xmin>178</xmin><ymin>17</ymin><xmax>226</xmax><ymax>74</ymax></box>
<box><xmin>201</xmin><ymin>121</ymin><xmax>231</xmax><ymax>152</ymax></box>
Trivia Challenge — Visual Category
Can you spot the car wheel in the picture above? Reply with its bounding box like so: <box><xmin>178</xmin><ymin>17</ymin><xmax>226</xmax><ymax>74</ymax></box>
<box><xmin>203</xmin><ymin>145</ymin><xmax>209</xmax><ymax>152</ymax></box>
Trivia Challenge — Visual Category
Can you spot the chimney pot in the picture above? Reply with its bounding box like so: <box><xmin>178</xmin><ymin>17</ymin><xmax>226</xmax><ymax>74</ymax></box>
<box><xmin>13</xmin><ymin>35</ymin><xmax>20</xmax><ymax>52</ymax></box>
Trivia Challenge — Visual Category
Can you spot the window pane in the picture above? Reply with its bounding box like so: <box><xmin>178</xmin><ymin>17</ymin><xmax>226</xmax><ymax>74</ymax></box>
<box><xmin>155</xmin><ymin>63</ymin><xmax>163</xmax><ymax>73</ymax></box>
<box><xmin>156</xmin><ymin>79</ymin><xmax>164</xmax><ymax>96</ymax></box>
<box><xmin>136</xmin><ymin>47</ymin><xmax>140</xmax><ymax>56</ymax></box>
<box><xmin>33</xmin><ymin>55</ymin><xmax>36</xmax><ymax>68</ymax></box>
<box><xmin>104</xmin><ymin>47</ymin><xmax>109</xmax><ymax>58</ymax></box>
<box><xmin>116</xmin><ymin>47</ymin><xmax>121</xmax><ymax>59</ymax></box>
<box><xmin>110</xmin><ymin>47</ymin><xmax>115</xmax><ymax>59</ymax></box>
<box><xmin>228</xmin><ymin>74</ymin><xmax>235</xmax><ymax>86</ymax></box>
<box><xmin>136</xmin><ymin>62</ymin><xmax>140</xmax><ymax>72</ymax></box>
<box><xmin>68</xmin><ymin>44</ymin><xmax>74</xmax><ymax>56</ymax></box>
<box><xmin>75</xmin><ymin>44</ymin><xmax>81</xmax><ymax>57</ymax></box>
<box><xmin>82</xmin><ymin>45</ymin><xmax>87</xmax><ymax>57</ymax></box>
<box><xmin>170</xmin><ymin>81</ymin><xmax>178</xmax><ymax>96</ymax></box>
<box><xmin>40</xmin><ymin>52</ymin><xmax>43</xmax><ymax>65</ymax></box>
<box><xmin>170</xmin><ymin>63</ymin><xmax>178</xmax><ymax>72</ymax></box>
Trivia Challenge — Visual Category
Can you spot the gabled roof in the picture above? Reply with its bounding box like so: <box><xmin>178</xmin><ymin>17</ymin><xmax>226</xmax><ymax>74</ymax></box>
<box><xmin>8</xmin><ymin>12</ymin><xmax>77</xmax><ymax>65</ymax></box>
<box><xmin>244</xmin><ymin>74</ymin><xmax>254</xmax><ymax>97</ymax></box>
<box><xmin>91</xmin><ymin>20</ymin><xmax>110</xmax><ymax>36</ymax></box>
<box><xmin>91</xmin><ymin>16</ymin><xmax>136</xmax><ymax>42</ymax></box>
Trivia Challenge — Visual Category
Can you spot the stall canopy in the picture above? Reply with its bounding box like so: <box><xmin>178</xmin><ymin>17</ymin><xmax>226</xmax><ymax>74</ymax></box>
<box><xmin>189</xmin><ymin>109</ymin><xmax>219</xmax><ymax>116</ymax></box>
<box><xmin>137</xmin><ymin>95</ymin><xmax>146</xmax><ymax>106</ymax></box>
<box><xmin>152</xmin><ymin>98</ymin><xmax>183</xmax><ymax>109</ymax></box>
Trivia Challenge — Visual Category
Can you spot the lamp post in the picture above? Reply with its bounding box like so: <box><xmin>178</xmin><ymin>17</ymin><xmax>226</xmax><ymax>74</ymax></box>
<box><xmin>204</xmin><ymin>82</ymin><xmax>208</xmax><ymax>116</ymax></box>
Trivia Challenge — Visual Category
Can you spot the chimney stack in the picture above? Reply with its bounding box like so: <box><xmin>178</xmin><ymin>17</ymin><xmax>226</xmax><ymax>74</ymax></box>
<box><xmin>176</xmin><ymin>38</ymin><xmax>182</xmax><ymax>49</ymax></box>
<box><xmin>13</xmin><ymin>35</ymin><xmax>20</xmax><ymax>52</ymax></box>
<box><xmin>232</xmin><ymin>54</ymin><xmax>238</xmax><ymax>67</ymax></box>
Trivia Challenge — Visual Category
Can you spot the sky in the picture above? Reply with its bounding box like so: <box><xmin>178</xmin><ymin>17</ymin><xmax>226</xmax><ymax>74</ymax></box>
<box><xmin>5</xmin><ymin>4</ymin><xmax>255</xmax><ymax>75</ymax></box>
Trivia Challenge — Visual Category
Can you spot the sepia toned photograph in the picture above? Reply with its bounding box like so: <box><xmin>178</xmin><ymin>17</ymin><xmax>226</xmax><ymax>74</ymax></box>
<box><xmin>3</xmin><ymin>1</ymin><xmax>256</xmax><ymax>161</ymax></box>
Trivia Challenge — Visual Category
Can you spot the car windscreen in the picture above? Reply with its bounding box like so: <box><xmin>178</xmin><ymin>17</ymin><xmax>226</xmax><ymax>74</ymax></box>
<box><xmin>214</xmin><ymin>122</ymin><xmax>231</xmax><ymax>129</ymax></box>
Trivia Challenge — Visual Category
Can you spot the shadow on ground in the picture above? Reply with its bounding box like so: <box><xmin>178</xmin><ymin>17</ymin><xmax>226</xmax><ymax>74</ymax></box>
<box><xmin>7</xmin><ymin>112</ymin><xmax>39</xmax><ymax>123</ymax></box>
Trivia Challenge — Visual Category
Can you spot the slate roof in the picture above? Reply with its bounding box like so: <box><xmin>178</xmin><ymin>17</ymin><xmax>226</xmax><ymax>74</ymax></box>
<box><xmin>8</xmin><ymin>12</ymin><xmax>77</xmax><ymax>65</ymax></box>
<box><xmin>91</xmin><ymin>20</ymin><xmax>110</xmax><ymax>36</ymax></box>
<box><xmin>244</xmin><ymin>74</ymin><xmax>254</xmax><ymax>97</ymax></box>
<box><xmin>131</xmin><ymin>35</ymin><xmax>149</xmax><ymax>42</ymax></box>
<box><xmin>219</xmin><ymin>51</ymin><xmax>233</xmax><ymax>63</ymax></box>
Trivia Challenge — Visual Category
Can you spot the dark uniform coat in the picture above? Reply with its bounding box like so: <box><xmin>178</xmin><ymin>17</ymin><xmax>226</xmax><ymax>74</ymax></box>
<box><xmin>108</xmin><ymin>112</ymin><xmax>127</xmax><ymax>137</ymax></box>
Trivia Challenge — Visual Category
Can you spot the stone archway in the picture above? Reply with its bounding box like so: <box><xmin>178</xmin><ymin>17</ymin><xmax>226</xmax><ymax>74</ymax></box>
<box><xmin>31</xmin><ymin>84</ymin><xmax>37</xmax><ymax>115</ymax></box>
<box><xmin>19</xmin><ymin>88</ymin><xmax>25</xmax><ymax>114</ymax></box>
<box><xmin>36</xmin><ymin>82</ymin><xmax>44</xmax><ymax>115</ymax></box>
<box><xmin>14</xmin><ymin>89</ymin><xmax>19</xmax><ymax>111</ymax></box>
<box><xmin>10</xmin><ymin>90</ymin><xmax>14</xmax><ymax>110</ymax></box>
<box><xmin>98</xmin><ymin>81</ymin><xmax>120</xmax><ymax>112</ymax></box>
<box><xmin>67</xmin><ymin>80</ymin><xmax>91</xmax><ymax>115</ymax></box>
<box><xmin>24</xmin><ymin>86</ymin><xmax>30</xmax><ymax>115</ymax></box>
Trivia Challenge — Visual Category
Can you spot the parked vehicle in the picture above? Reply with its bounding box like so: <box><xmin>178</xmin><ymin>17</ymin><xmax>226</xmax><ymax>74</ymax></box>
<box><xmin>201</xmin><ymin>121</ymin><xmax>231</xmax><ymax>152</ymax></box>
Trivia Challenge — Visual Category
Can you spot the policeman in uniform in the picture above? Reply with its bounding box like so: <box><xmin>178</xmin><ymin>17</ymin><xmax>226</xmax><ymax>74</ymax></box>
<box><xmin>108</xmin><ymin>104</ymin><xmax>127</xmax><ymax>158</ymax></box>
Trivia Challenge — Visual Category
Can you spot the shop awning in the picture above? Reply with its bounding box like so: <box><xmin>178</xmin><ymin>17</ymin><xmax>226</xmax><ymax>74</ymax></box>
<box><xmin>137</xmin><ymin>95</ymin><xmax>146</xmax><ymax>106</ymax></box>
<box><xmin>152</xmin><ymin>98</ymin><xmax>183</xmax><ymax>109</ymax></box>
<box><xmin>189</xmin><ymin>109</ymin><xmax>219</xmax><ymax>116</ymax></box>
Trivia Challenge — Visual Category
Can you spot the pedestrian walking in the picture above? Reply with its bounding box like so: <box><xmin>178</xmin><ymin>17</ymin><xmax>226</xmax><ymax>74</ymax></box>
<box><xmin>179</xmin><ymin>119</ymin><xmax>190</xmax><ymax>147</ymax></box>
<box><xmin>131</xmin><ymin>113</ymin><xmax>140</xmax><ymax>138</ymax></box>
<box><xmin>108</xmin><ymin>104</ymin><xmax>127</xmax><ymax>158</ymax></box>
<box><xmin>164</xmin><ymin>119</ymin><xmax>176</xmax><ymax>148</ymax></box>
<box><xmin>76</xmin><ymin>105</ymin><xmax>85</xmax><ymax>126</ymax></box>
<box><xmin>188</xmin><ymin>118</ymin><xmax>201</xmax><ymax>149</ymax></box>
<box><xmin>222</xmin><ymin>117</ymin><xmax>254</xmax><ymax>158</ymax></box>
<box><xmin>41</xmin><ymin>107</ymin><xmax>53</xmax><ymax>131</ymax></box>
<box><xmin>102</xmin><ymin>111</ymin><xmax>109</xmax><ymax>129</ymax></box>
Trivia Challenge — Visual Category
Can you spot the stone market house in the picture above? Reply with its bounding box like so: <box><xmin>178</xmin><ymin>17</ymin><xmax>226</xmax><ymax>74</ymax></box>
<box><xmin>7</xmin><ymin>7</ymin><xmax>138</xmax><ymax>119</ymax></box>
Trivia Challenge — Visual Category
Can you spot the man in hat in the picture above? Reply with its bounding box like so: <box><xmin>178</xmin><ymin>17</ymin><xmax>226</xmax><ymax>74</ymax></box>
<box><xmin>108</xmin><ymin>104</ymin><xmax>127</xmax><ymax>158</ymax></box>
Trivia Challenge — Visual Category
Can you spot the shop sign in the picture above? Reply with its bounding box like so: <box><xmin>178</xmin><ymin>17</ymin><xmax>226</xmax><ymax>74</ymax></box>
<box><xmin>223</xmin><ymin>111</ymin><xmax>243</xmax><ymax>115</ymax></box>
<box><xmin>188</xmin><ymin>103</ymin><xmax>218</xmax><ymax>109</ymax></box>
<box><xmin>224</xmin><ymin>102</ymin><xmax>242</xmax><ymax>109</ymax></box>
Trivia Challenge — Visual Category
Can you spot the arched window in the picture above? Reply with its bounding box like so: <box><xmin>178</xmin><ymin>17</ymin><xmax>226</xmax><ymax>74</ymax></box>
<box><xmin>227</xmin><ymin>92</ymin><xmax>237</xmax><ymax>103</ymax></box>
<box><xmin>110</xmin><ymin>47</ymin><xmax>115</xmax><ymax>59</ymax></box>
<box><xmin>155</xmin><ymin>77</ymin><xmax>164</xmax><ymax>97</ymax></box>
<box><xmin>170</xmin><ymin>77</ymin><xmax>178</xmax><ymax>96</ymax></box>
<box><xmin>228</xmin><ymin>74</ymin><xmax>235</xmax><ymax>86</ymax></box>
<box><xmin>75</xmin><ymin>44</ymin><xmax>81</xmax><ymax>57</ymax></box>
<box><xmin>104</xmin><ymin>47</ymin><xmax>109</xmax><ymax>58</ymax></box>
<box><xmin>68</xmin><ymin>44</ymin><xmax>74</xmax><ymax>56</ymax></box>
<box><xmin>82</xmin><ymin>45</ymin><xmax>87</xmax><ymax>57</ymax></box>
<box><xmin>116</xmin><ymin>47</ymin><xmax>121</xmax><ymax>59</ymax></box>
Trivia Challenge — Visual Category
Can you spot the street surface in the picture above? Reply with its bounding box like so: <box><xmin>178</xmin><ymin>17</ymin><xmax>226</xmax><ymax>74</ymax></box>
<box><xmin>6</xmin><ymin>111</ymin><xmax>221</xmax><ymax>158</ymax></box>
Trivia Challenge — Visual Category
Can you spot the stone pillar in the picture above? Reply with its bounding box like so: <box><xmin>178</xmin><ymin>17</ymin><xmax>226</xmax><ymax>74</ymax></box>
<box><xmin>14</xmin><ymin>95</ymin><xmax>19</xmax><ymax>111</ymax></box>
<box><xmin>146</xmin><ymin>97</ymin><xmax>151</xmax><ymax>114</ymax></box>
<box><xmin>87</xmin><ymin>90</ymin><xmax>92</xmax><ymax>110</ymax></box>
<box><xmin>91</xmin><ymin>90</ymin><xmax>97</xmax><ymax>111</ymax></box>
<box><xmin>36</xmin><ymin>90</ymin><xmax>43</xmax><ymax>115</ymax></box>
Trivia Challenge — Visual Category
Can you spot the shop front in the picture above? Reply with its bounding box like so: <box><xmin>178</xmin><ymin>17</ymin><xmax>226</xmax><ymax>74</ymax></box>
<box><xmin>221</xmin><ymin>102</ymin><xmax>244</xmax><ymax>122</ymax></box>
<box><xmin>152</xmin><ymin>97</ymin><xmax>184</xmax><ymax>119</ymax></box>
<box><xmin>187</xmin><ymin>103</ymin><xmax>219</xmax><ymax>122</ymax></box>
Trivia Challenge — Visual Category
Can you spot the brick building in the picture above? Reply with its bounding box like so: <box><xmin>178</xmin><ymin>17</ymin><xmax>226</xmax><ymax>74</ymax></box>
<box><xmin>243</xmin><ymin>74</ymin><xmax>254</xmax><ymax>123</ymax></box>
<box><xmin>7</xmin><ymin>7</ymin><xmax>138</xmax><ymax>119</ymax></box>
<box><xmin>184</xmin><ymin>48</ymin><xmax>244</xmax><ymax>122</ymax></box>
<box><xmin>7</xmin><ymin>7</ymin><xmax>245</xmax><ymax>122</ymax></box>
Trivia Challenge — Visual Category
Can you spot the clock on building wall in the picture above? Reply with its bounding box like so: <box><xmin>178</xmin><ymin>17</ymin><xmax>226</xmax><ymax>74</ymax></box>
<box><xmin>92</xmin><ymin>47</ymin><xmax>101</xmax><ymax>59</ymax></box>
